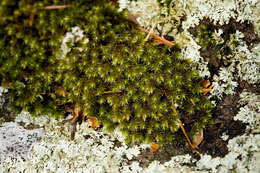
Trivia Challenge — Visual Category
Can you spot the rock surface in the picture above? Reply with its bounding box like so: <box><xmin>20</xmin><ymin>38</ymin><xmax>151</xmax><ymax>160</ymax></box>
<box><xmin>0</xmin><ymin>122</ymin><xmax>44</xmax><ymax>163</ymax></box>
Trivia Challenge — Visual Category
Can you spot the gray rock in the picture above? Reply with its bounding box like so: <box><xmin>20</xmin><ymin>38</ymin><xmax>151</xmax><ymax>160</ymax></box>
<box><xmin>0</xmin><ymin>122</ymin><xmax>44</xmax><ymax>163</ymax></box>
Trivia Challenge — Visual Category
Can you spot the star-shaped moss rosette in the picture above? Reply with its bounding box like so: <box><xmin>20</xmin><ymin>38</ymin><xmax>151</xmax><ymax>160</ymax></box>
<box><xmin>0</xmin><ymin>0</ymin><xmax>212</xmax><ymax>146</ymax></box>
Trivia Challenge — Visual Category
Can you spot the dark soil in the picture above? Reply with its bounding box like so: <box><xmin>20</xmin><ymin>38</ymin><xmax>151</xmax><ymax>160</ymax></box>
<box><xmin>199</xmin><ymin>93</ymin><xmax>245</xmax><ymax>157</ymax></box>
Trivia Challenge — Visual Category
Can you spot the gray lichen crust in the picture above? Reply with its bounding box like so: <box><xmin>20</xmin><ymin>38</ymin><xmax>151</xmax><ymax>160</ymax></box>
<box><xmin>0</xmin><ymin>122</ymin><xmax>44</xmax><ymax>164</ymax></box>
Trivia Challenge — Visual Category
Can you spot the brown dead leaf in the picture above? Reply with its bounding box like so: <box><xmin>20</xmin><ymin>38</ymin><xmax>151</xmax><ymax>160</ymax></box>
<box><xmin>201</xmin><ymin>80</ymin><xmax>211</xmax><ymax>88</ymax></box>
<box><xmin>192</xmin><ymin>129</ymin><xmax>203</xmax><ymax>148</ymax></box>
<box><xmin>150</xmin><ymin>142</ymin><xmax>159</xmax><ymax>153</ymax></box>
<box><xmin>203</xmin><ymin>85</ymin><xmax>213</xmax><ymax>95</ymax></box>
<box><xmin>200</xmin><ymin>80</ymin><xmax>213</xmax><ymax>95</ymax></box>
<box><xmin>88</xmin><ymin>115</ymin><xmax>99</xmax><ymax>129</ymax></box>
<box><xmin>29</xmin><ymin>12</ymin><xmax>35</xmax><ymax>26</ymax></box>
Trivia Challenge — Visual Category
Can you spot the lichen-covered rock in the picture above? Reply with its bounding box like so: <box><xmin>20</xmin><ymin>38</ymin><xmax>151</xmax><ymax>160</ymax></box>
<box><xmin>0</xmin><ymin>122</ymin><xmax>44</xmax><ymax>163</ymax></box>
<box><xmin>0</xmin><ymin>113</ymin><xmax>146</xmax><ymax>173</ymax></box>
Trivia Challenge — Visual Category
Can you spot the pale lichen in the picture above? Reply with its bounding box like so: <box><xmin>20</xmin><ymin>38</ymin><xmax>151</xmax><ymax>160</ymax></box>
<box><xmin>60</xmin><ymin>26</ymin><xmax>88</xmax><ymax>58</ymax></box>
<box><xmin>0</xmin><ymin>112</ymin><xmax>145</xmax><ymax>172</ymax></box>
<box><xmin>210</xmin><ymin>65</ymin><xmax>238</xmax><ymax>99</ymax></box>
<box><xmin>234</xmin><ymin>91</ymin><xmax>260</xmax><ymax>132</ymax></box>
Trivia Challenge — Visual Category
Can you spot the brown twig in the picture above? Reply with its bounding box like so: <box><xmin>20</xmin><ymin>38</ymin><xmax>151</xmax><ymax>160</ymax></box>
<box><xmin>137</xmin><ymin>26</ymin><xmax>175</xmax><ymax>47</ymax></box>
<box><xmin>70</xmin><ymin>106</ymin><xmax>80</xmax><ymax>125</ymax></box>
<box><xmin>29</xmin><ymin>4</ymin><xmax>72</xmax><ymax>26</ymax></box>
<box><xmin>29</xmin><ymin>12</ymin><xmax>35</xmax><ymax>26</ymax></box>
<box><xmin>171</xmin><ymin>101</ymin><xmax>200</xmax><ymax>155</ymax></box>
<box><xmin>178</xmin><ymin>120</ymin><xmax>200</xmax><ymax>155</ymax></box>
<box><xmin>57</xmin><ymin>105</ymin><xmax>80</xmax><ymax>140</ymax></box>
<box><xmin>94</xmin><ymin>90</ymin><xmax>122</xmax><ymax>96</ymax></box>
<box><xmin>39</xmin><ymin>5</ymin><xmax>72</xmax><ymax>10</ymax></box>
<box><xmin>127</xmin><ymin>11</ymin><xmax>140</xmax><ymax>25</ymax></box>
<box><xmin>127</xmin><ymin>12</ymin><xmax>175</xmax><ymax>47</ymax></box>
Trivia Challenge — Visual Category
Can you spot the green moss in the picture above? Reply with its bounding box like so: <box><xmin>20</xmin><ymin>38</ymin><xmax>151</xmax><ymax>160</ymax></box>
<box><xmin>196</xmin><ymin>24</ymin><xmax>218</xmax><ymax>50</ymax></box>
<box><xmin>0</xmin><ymin>0</ymin><xmax>213</xmax><ymax>146</ymax></box>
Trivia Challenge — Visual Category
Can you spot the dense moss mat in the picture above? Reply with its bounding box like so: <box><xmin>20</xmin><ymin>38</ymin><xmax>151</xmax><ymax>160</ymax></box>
<box><xmin>0</xmin><ymin>0</ymin><xmax>212</xmax><ymax>146</ymax></box>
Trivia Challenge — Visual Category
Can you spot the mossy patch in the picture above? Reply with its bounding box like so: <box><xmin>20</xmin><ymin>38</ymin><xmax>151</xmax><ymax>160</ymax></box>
<box><xmin>0</xmin><ymin>0</ymin><xmax>212</xmax><ymax>146</ymax></box>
